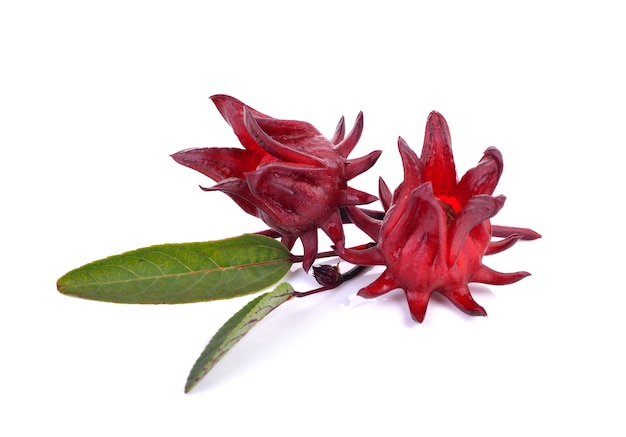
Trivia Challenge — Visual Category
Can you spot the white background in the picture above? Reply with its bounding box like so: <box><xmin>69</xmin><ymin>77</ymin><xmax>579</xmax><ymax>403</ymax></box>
<box><xmin>2</xmin><ymin>1</ymin><xmax>624</xmax><ymax>435</ymax></box>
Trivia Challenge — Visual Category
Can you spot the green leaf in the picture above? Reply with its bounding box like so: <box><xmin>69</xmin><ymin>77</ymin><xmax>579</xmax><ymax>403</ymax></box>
<box><xmin>185</xmin><ymin>282</ymin><xmax>294</xmax><ymax>393</ymax></box>
<box><xmin>57</xmin><ymin>234</ymin><xmax>292</xmax><ymax>304</ymax></box>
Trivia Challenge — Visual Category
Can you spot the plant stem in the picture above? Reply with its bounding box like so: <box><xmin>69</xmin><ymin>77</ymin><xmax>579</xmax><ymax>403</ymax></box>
<box><xmin>293</xmin><ymin>265</ymin><xmax>371</xmax><ymax>298</ymax></box>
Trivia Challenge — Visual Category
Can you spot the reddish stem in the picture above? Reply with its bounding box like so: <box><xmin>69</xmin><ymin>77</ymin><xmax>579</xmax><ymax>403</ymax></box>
<box><xmin>293</xmin><ymin>265</ymin><xmax>371</xmax><ymax>297</ymax></box>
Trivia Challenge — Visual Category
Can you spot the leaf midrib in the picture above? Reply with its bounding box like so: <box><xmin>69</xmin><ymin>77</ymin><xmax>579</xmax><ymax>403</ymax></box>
<box><xmin>74</xmin><ymin>256</ymin><xmax>292</xmax><ymax>287</ymax></box>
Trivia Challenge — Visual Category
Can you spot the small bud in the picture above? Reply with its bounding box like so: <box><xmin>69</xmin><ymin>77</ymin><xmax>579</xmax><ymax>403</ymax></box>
<box><xmin>312</xmin><ymin>264</ymin><xmax>343</xmax><ymax>287</ymax></box>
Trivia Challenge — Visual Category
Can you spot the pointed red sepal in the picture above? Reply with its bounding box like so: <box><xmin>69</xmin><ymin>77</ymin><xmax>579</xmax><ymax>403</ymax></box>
<box><xmin>378</xmin><ymin>177</ymin><xmax>392</xmax><ymax>211</ymax></box>
<box><xmin>397</xmin><ymin>137</ymin><xmax>425</xmax><ymax>200</ymax></box>
<box><xmin>281</xmin><ymin>235</ymin><xmax>298</xmax><ymax>250</ymax></box>
<box><xmin>357</xmin><ymin>270</ymin><xmax>398</xmax><ymax>298</ymax></box>
<box><xmin>335</xmin><ymin>112</ymin><xmax>364</xmax><ymax>158</ymax></box>
<box><xmin>333</xmin><ymin>244</ymin><xmax>385</xmax><ymax>266</ymax></box>
<box><xmin>299</xmin><ymin>229</ymin><xmax>319</xmax><ymax>272</ymax></box>
<box><xmin>345</xmin><ymin>150</ymin><xmax>382</xmax><ymax>180</ymax></box>
<box><xmin>492</xmin><ymin>225</ymin><xmax>542</xmax><ymax>240</ymax></box>
<box><xmin>405</xmin><ymin>288</ymin><xmax>433</xmax><ymax>323</ymax></box>
<box><xmin>439</xmin><ymin>286</ymin><xmax>487</xmax><ymax>317</ymax></box>
<box><xmin>485</xmin><ymin>233</ymin><xmax>522</xmax><ymax>255</ymax></box>
<box><xmin>321</xmin><ymin>211</ymin><xmax>345</xmax><ymax>248</ymax></box>
<box><xmin>472</xmin><ymin>266</ymin><xmax>531</xmax><ymax>285</ymax></box>
<box><xmin>200</xmin><ymin>178</ymin><xmax>260</xmax><ymax>217</ymax></box>
<box><xmin>345</xmin><ymin>206</ymin><xmax>381</xmax><ymax>242</ymax></box>
<box><xmin>339</xmin><ymin>187</ymin><xmax>378</xmax><ymax>207</ymax></box>
<box><xmin>330</xmin><ymin>116</ymin><xmax>345</xmax><ymax>145</ymax></box>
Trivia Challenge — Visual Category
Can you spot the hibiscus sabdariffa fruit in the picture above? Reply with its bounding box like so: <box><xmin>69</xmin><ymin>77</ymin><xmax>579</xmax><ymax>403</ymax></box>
<box><xmin>172</xmin><ymin>95</ymin><xmax>381</xmax><ymax>271</ymax></box>
<box><xmin>336</xmin><ymin>111</ymin><xmax>540</xmax><ymax>322</ymax></box>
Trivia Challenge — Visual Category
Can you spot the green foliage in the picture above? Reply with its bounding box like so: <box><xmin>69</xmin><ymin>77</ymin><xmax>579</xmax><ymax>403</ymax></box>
<box><xmin>57</xmin><ymin>234</ymin><xmax>292</xmax><ymax>304</ymax></box>
<box><xmin>185</xmin><ymin>282</ymin><xmax>294</xmax><ymax>393</ymax></box>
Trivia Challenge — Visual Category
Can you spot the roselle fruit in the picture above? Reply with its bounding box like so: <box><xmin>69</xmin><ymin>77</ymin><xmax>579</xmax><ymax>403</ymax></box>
<box><xmin>172</xmin><ymin>95</ymin><xmax>381</xmax><ymax>271</ymax></box>
<box><xmin>336</xmin><ymin>111</ymin><xmax>540</xmax><ymax>322</ymax></box>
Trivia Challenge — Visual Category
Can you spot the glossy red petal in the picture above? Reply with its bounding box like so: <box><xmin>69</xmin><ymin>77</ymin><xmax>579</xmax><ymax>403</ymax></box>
<box><xmin>243</xmin><ymin>108</ymin><xmax>325</xmax><ymax>166</ymax></box>
<box><xmin>457</xmin><ymin>147</ymin><xmax>503</xmax><ymax>204</ymax></box>
<box><xmin>447</xmin><ymin>195</ymin><xmax>506</xmax><ymax>266</ymax></box>
<box><xmin>171</xmin><ymin>147</ymin><xmax>260</xmax><ymax>181</ymax></box>
<box><xmin>210</xmin><ymin>94</ymin><xmax>270</xmax><ymax>157</ymax></box>
<box><xmin>383</xmin><ymin>183</ymin><xmax>445</xmax><ymax>266</ymax></box>
<box><xmin>246</xmin><ymin>163</ymin><xmax>336</xmax><ymax>206</ymax></box>
<box><xmin>421</xmin><ymin>111</ymin><xmax>457</xmax><ymax>197</ymax></box>
<box><xmin>254</xmin><ymin>116</ymin><xmax>333</xmax><ymax>153</ymax></box>
<box><xmin>245</xmin><ymin>163</ymin><xmax>338</xmax><ymax>232</ymax></box>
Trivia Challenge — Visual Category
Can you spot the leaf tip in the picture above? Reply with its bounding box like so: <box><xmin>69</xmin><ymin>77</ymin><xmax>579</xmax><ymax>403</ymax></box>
<box><xmin>56</xmin><ymin>274</ymin><xmax>69</xmax><ymax>295</ymax></box>
<box><xmin>183</xmin><ymin>282</ymin><xmax>295</xmax><ymax>393</ymax></box>
<box><xmin>184</xmin><ymin>380</ymin><xmax>196</xmax><ymax>394</ymax></box>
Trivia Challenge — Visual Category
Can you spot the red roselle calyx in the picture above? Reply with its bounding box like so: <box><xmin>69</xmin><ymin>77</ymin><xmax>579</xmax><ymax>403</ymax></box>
<box><xmin>335</xmin><ymin>111</ymin><xmax>540</xmax><ymax>322</ymax></box>
<box><xmin>172</xmin><ymin>95</ymin><xmax>381</xmax><ymax>271</ymax></box>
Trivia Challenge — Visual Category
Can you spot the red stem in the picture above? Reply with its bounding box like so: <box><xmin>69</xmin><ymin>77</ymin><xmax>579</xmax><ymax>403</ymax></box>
<box><xmin>293</xmin><ymin>265</ymin><xmax>371</xmax><ymax>298</ymax></box>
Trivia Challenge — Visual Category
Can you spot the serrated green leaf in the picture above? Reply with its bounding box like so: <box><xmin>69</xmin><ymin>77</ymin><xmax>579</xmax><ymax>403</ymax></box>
<box><xmin>57</xmin><ymin>234</ymin><xmax>292</xmax><ymax>303</ymax></box>
<box><xmin>185</xmin><ymin>282</ymin><xmax>294</xmax><ymax>393</ymax></box>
